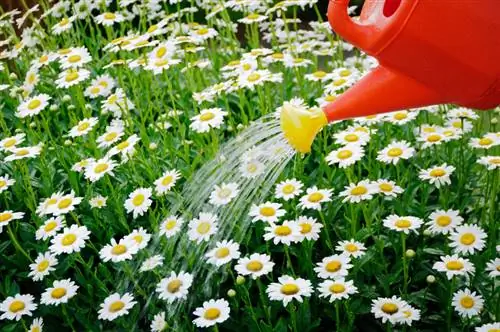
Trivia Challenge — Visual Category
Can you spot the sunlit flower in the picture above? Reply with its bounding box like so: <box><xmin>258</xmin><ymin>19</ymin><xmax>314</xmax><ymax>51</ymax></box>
<box><xmin>339</xmin><ymin>180</ymin><xmax>377</xmax><ymax>203</ymax></box>
<box><xmin>377</xmin><ymin>141</ymin><xmax>415</xmax><ymax>164</ymax></box>
<box><xmin>188</xmin><ymin>212</ymin><xmax>218</xmax><ymax>243</ymax></box>
<box><xmin>374</xmin><ymin>179</ymin><xmax>403</xmax><ymax>198</ymax></box>
<box><xmin>298</xmin><ymin>186</ymin><xmax>332</xmax><ymax>210</ymax></box>
<box><xmin>50</xmin><ymin>224</ymin><xmax>90</xmax><ymax>255</ymax></box>
<box><xmin>426</xmin><ymin>209</ymin><xmax>463</xmax><ymax>235</ymax></box>
<box><xmin>124</xmin><ymin>187</ymin><xmax>152</xmax><ymax>218</ymax></box>
<box><xmin>95</xmin><ymin>12</ymin><xmax>124</xmax><ymax>26</ymax></box>
<box><xmin>266</xmin><ymin>275</ymin><xmax>312</xmax><ymax>306</ymax></box>
<box><xmin>40</xmin><ymin>279</ymin><xmax>78</xmax><ymax>306</ymax></box>
<box><xmin>249</xmin><ymin>202</ymin><xmax>285</xmax><ymax>223</ymax></box>
<box><xmin>98</xmin><ymin>293</ymin><xmax>136</xmax><ymax>321</ymax></box>
<box><xmin>296</xmin><ymin>216</ymin><xmax>323</xmax><ymax>241</ymax></box>
<box><xmin>419</xmin><ymin>164</ymin><xmax>455</xmax><ymax>188</ymax></box>
<box><xmin>317</xmin><ymin>278</ymin><xmax>358</xmax><ymax>302</ymax></box>
<box><xmin>209</xmin><ymin>182</ymin><xmax>239</xmax><ymax>206</ymax></box>
<box><xmin>326</xmin><ymin>145</ymin><xmax>364</xmax><ymax>168</ymax></box>
<box><xmin>68</xmin><ymin>117</ymin><xmax>98</xmax><ymax>137</ymax></box>
<box><xmin>0</xmin><ymin>174</ymin><xmax>15</xmax><ymax>194</ymax></box>
<box><xmin>449</xmin><ymin>224</ymin><xmax>487</xmax><ymax>255</ymax></box>
<box><xmin>314</xmin><ymin>254</ymin><xmax>352</xmax><ymax>279</ymax></box>
<box><xmin>192</xmin><ymin>298</ymin><xmax>230</xmax><ymax>328</ymax></box>
<box><xmin>0</xmin><ymin>294</ymin><xmax>37</xmax><ymax>321</ymax></box>
<box><xmin>336</xmin><ymin>239</ymin><xmax>366</xmax><ymax>258</ymax></box>
<box><xmin>89</xmin><ymin>195</ymin><xmax>107</xmax><ymax>209</ymax></box>
<box><xmin>84</xmin><ymin>157</ymin><xmax>116</xmax><ymax>182</ymax></box>
<box><xmin>159</xmin><ymin>215</ymin><xmax>184</xmax><ymax>238</ymax></box>
<box><xmin>16</xmin><ymin>94</ymin><xmax>50</xmax><ymax>118</ymax></box>
<box><xmin>190</xmin><ymin>108</ymin><xmax>227</xmax><ymax>133</ymax></box>
<box><xmin>371</xmin><ymin>295</ymin><xmax>408</xmax><ymax>324</ymax></box>
<box><xmin>485</xmin><ymin>258</ymin><xmax>500</xmax><ymax>278</ymax></box>
<box><xmin>383</xmin><ymin>215</ymin><xmax>423</xmax><ymax>234</ymax></box>
<box><xmin>156</xmin><ymin>271</ymin><xmax>193</xmax><ymax>303</ymax></box>
<box><xmin>205</xmin><ymin>240</ymin><xmax>241</xmax><ymax>266</ymax></box>
<box><xmin>140</xmin><ymin>255</ymin><xmax>164</xmax><ymax>272</ymax></box>
<box><xmin>235</xmin><ymin>253</ymin><xmax>274</xmax><ymax>279</ymax></box>
<box><xmin>433</xmin><ymin>254</ymin><xmax>475</xmax><ymax>280</ymax></box>
<box><xmin>452</xmin><ymin>288</ymin><xmax>483</xmax><ymax>318</ymax></box>
<box><xmin>154</xmin><ymin>170</ymin><xmax>181</xmax><ymax>195</ymax></box>
<box><xmin>56</xmin><ymin>68</ymin><xmax>90</xmax><ymax>88</ymax></box>
<box><xmin>0</xmin><ymin>210</ymin><xmax>24</xmax><ymax>232</ymax></box>
<box><xmin>264</xmin><ymin>220</ymin><xmax>301</xmax><ymax>245</ymax></box>
<box><xmin>477</xmin><ymin>155</ymin><xmax>500</xmax><ymax>170</ymax></box>
<box><xmin>35</xmin><ymin>216</ymin><xmax>65</xmax><ymax>240</ymax></box>
<box><xmin>28</xmin><ymin>251</ymin><xmax>58</xmax><ymax>281</ymax></box>
<box><xmin>4</xmin><ymin>145</ymin><xmax>43</xmax><ymax>162</ymax></box>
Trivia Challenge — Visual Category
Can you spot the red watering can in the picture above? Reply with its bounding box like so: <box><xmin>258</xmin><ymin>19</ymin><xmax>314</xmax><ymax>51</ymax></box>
<box><xmin>281</xmin><ymin>0</ymin><xmax>500</xmax><ymax>153</ymax></box>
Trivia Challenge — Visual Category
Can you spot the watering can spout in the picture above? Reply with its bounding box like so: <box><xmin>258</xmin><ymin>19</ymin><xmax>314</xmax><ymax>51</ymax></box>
<box><xmin>323</xmin><ymin>66</ymin><xmax>445</xmax><ymax>122</ymax></box>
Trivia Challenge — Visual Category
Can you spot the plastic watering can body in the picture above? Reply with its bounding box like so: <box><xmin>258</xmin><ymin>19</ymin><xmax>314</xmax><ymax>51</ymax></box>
<box><xmin>324</xmin><ymin>0</ymin><xmax>500</xmax><ymax>122</ymax></box>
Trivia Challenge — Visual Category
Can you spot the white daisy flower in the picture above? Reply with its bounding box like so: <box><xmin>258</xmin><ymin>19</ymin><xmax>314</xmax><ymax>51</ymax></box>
<box><xmin>40</xmin><ymin>279</ymin><xmax>78</xmax><ymax>306</ymax></box>
<box><xmin>339</xmin><ymin>180</ymin><xmax>377</xmax><ymax>203</ymax></box>
<box><xmin>400</xmin><ymin>305</ymin><xmax>421</xmax><ymax>326</ymax></box>
<box><xmin>16</xmin><ymin>94</ymin><xmax>50</xmax><ymax>118</ymax></box>
<box><xmin>28</xmin><ymin>251</ymin><xmax>58</xmax><ymax>281</ymax></box>
<box><xmin>84</xmin><ymin>157</ymin><xmax>116</xmax><ymax>182</ymax></box>
<box><xmin>426</xmin><ymin>209</ymin><xmax>463</xmax><ymax>235</ymax></box>
<box><xmin>0</xmin><ymin>133</ymin><xmax>25</xmax><ymax>152</ymax></box>
<box><xmin>97</xmin><ymin>126</ymin><xmax>125</xmax><ymax>148</ymax></box>
<box><xmin>205</xmin><ymin>240</ymin><xmax>241</xmax><ymax>266</ymax></box>
<box><xmin>375</xmin><ymin>179</ymin><xmax>404</xmax><ymax>198</ymax></box>
<box><xmin>384</xmin><ymin>110</ymin><xmax>418</xmax><ymax>125</ymax></box>
<box><xmin>449</xmin><ymin>224</ymin><xmax>487</xmax><ymax>255</ymax></box>
<box><xmin>383</xmin><ymin>215</ymin><xmax>423</xmax><ymax>234</ymax></box>
<box><xmin>452</xmin><ymin>288</ymin><xmax>483</xmax><ymax>318</ymax></box>
<box><xmin>99</xmin><ymin>237</ymin><xmax>139</xmax><ymax>263</ymax></box>
<box><xmin>150</xmin><ymin>311</ymin><xmax>167</xmax><ymax>332</ymax></box>
<box><xmin>317</xmin><ymin>278</ymin><xmax>358</xmax><ymax>302</ymax></box>
<box><xmin>314</xmin><ymin>254</ymin><xmax>353</xmax><ymax>279</ymax></box>
<box><xmin>432</xmin><ymin>254</ymin><xmax>475</xmax><ymax>280</ymax></box>
<box><xmin>418</xmin><ymin>131</ymin><xmax>449</xmax><ymax>149</ymax></box>
<box><xmin>98</xmin><ymin>293</ymin><xmax>136</xmax><ymax>321</ymax></box>
<box><xmin>192</xmin><ymin>298</ymin><xmax>230</xmax><ymax>328</ymax></box>
<box><xmin>209</xmin><ymin>182</ymin><xmax>240</xmax><ymax>206</ymax></box>
<box><xmin>336</xmin><ymin>239</ymin><xmax>366</xmax><ymax>258</ymax></box>
<box><xmin>475</xmin><ymin>322</ymin><xmax>500</xmax><ymax>332</ymax></box>
<box><xmin>377</xmin><ymin>140</ymin><xmax>415</xmax><ymax>165</ymax></box>
<box><xmin>325</xmin><ymin>145</ymin><xmax>365</xmax><ymax>168</ymax></box>
<box><xmin>94</xmin><ymin>12</ymin><xmax>124</xmax><ymax>26</ymax></box>
<box><xmin>263</xmin><ymin>220</ymin><xmax>302</xmax><ymax>245</ymax></box>
<box><xmin>140</xmin><ymin>255</ymin><xmax>164</xmax><ymax>272</ymax></box>
<box><xmin>371</xmin><ymin>295</ymin><xmax>409</xmax><ymax>324</ymax></box>
<box><xmin>274</xmin><ymin>178</ymin><xmax>303</xmax><ymax>200</ymax></box>
<box><xmin>0</xmin><ymin>210</ymin><xmax>24</xmax><ymax>232</ymax></box>
<box><xmin>187</xmin><ymin>212</ymin><xmax>218</xmax><ymax>243</ymax></box>
<box><xmin>235</xmin><ymin>253</ymin><xmax>274</xmax><ymax>279</ymax></box>
<box><xmin>296</xmin><ymin>216</ymin><xmax>323</xmax><ymax>241</ymax></box>
<box><xmin>298</xmin><ymin>186</ymin><xmax>332</xmax><ymax>210</ymax></box>
<box><xmin>189</xmin><ymin>27</ymin><xmax>219</xmax><ymax>43</ymax></box>
<box><xmin>249</xmin><ymin>202</ymin><xmax>285</xmax><ymax>223</ymax></box>
<box><xmin>55</xmin><ymin>68</ymin><xmax>90</xmax><ymax>88</ymax></box>
<box><xmin>477</xmin><ymin>155</ymin><xmax>500</xmax><ymax>170</ymax></box>
<box><xmin>89</xmin><ymin>195</ymin><xmax>107</xmax><ymax>209</ymax></box>
<box><xmin>418</xmin><ymin>164</ymin><xmax>455</xmax><ymax>188</ymax></box>
<box><xmin>35</xmin><ymin>216</ymin><xmax>65</xmax><ymax>240</ymax></box>
<box><xmin>49</xmin><ymin>191</ymin><xmax>83</xmax><ymax>216</ymax></box>
<box><xmin>485</xmin><ymin>258</ymin><xmax>500</xmax><ymax>278</ymax></box>
<box><xmin>52</xmin><ymin>16</ymin><xmax>74</xmax><ymax>34</ymax></box>
<box><xmin>0</xmin><ymin>294</ymin><xmax>37</xmax><ymax>321</ymax></box>
<box><xmin>333</xmin><ymin>130</ymin><xmax>370</xmax><ymax>146</ymax></box>
<box><xmin>124</xmin><ymin>227</ymin><xmax>151</xmax><ymax>250</ymax></box>
<box><xmin>124</xmin><ymin>187</ymin><xmax>153</xmax><ymax>219</ymax></box>
<box><xmin>107</xmin><ymin>134</ymin><xmax>140</xmax><ymax>158</ymax></box>
<box><xmin>156</xmin><ymin>271</ymin><xmax>193</xmax><ymax>303</ymax></box>
<box><xmin>29</xmin><ymin>317</ymin><xmax>43</xmax><ymax>332</ymax></box>
<box><xmin>0</xmin><ymin>174</ymin><xmax>15</xmax><ymax>193</ymax></box>
<box><xmin>60</xmin><ymin>47</ymin><xmax>91</xmax><ymax>69</ymax></box>
<box><xmin>266</xmin><ymin>275</ymin><xmax>312</xmax><ymax>307</ymax></box>
<box><xmin>154</xmin><ymin>170</ymin><xmax>181</xmax><ymax>195</ymax></box>
<box><xmin>159</xmin><ymin>215</ymin><xmax>184</xmax><ymax>238</ymax></box>
<box><xmin>68</xmin><ymin>117</ymin><xmax>98</xmax><ymax>137</ymax></box>
<box><xmin>239</xmin><ymin>159</ymin><xmax>265</xmax><ymax>178</ymax></box>
<box><xmin>190</xmin><ymin>108</ymin><xmax>227</xmax><ymax>133</ymax></box>
<box><xmin>4</xmin><ymin>145</ymin><xmax>43</xmax><ymax>162</ymax></box>
<box><xmin>49</xmin><ymin>225</ymin><xmax>90</xmax><ymax>255</ymax></box>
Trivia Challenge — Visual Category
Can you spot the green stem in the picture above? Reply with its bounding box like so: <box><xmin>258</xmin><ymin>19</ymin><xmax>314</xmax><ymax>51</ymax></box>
<box><xmin>7</xmin><ymin>224</ymin><xmax>32</xmax><ymax>262</ymax></box>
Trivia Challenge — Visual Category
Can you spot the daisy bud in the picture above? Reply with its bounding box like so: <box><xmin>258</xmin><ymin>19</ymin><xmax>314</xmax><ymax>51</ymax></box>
<box><xmin>426</xmin><ymin>275</ymin><xmax>436</xmax><ymax>283</ymax></box>
<box><xmin>29</xmin><ymin>122</ymin><xmax>37</xmax><ymax>128</ymax></box>
<box><xmin>227</xmin><ymin>125</ymin><xmax>233</xmax><ymax>132</ymax></box>
<box><xmin>64</xmin><ymin>139</ymin><xmax>72</xmax><ymax>146</ymax></box>
<box><xmin>236</xmin><ymin>275</ymin><xmax>245</xmax><ymax>285</ymax></box>
<box><xmin>405</xmin><ymin>249</ymin><xmax>415</xmax><ymax>258</ymax></box>
<box><xmin>149</xmin><ymin>143</ymin><xmax>157</xmax><ymax>150</ymax></box>
<box><xmin>9</xmin><ymin>72</ymin><xmax>17</xmax><ymax>80</ymax></box>
<box><xmin>227</xmin><ymin>289</ymin><xmax>236</xmax><ymax>297</ymax></box>
<box><xmin>50</xmin><ymin>104</ymin><xmax>58</xmax><ymax>111</ymax></box>
<box><xmin>491</xmin><ymin>117</ymin><xmax>498</xmax><ymax>124</ymax></box>
<box><xmin>236</xmin><ymin>124</ymin><xmax>244</xmax><ymax>130</ymax></box>
<box><xmin>62</xmin><ymin>95</ymin><xmax>71</xmax><ymax>102</ymax></box>
<box><xmin>68</xmin><ymin>105</ymin><xmax>76</xmax><ymax>111</ymax></box>
<box><xmin>423</xmin><ymin>229</ymin><xmax>432</xmax><ymax>236</ymax></box>
<box><xmin>85</xmin><ymin>104</ymin><xmax>92</xmax><ymax>110</ymax></box>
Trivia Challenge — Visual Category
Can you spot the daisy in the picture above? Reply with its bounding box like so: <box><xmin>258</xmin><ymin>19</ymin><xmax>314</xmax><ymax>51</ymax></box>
<box><xmin>375</xmin><ymin>179</ymin><xmax>404</xmax><ymax>198</ymax></box>
<box><xmin>383</xmin><ymin>215</ymin><xmax>423</xmax><ymax>234</ymax></box>
<box><xmin>263</xmin><ymin>220</ymin><xmax>302</xmax><ymax>245</ymax></box>
<box><xmin>68</xmin><ymin>117</ymin><xmax>98</xmax><ymax>137</ymax></box>
<box><xmin>99</xmin><ymin>237</ymin><xmax>139</xmax><ymax>263</ymax></box>
<box><xmin>188</xmin><ymin>212</ymin><xmax>218</xmax><ymax>243</ymax></box>
<box><xmin>124</xmin><ymin>187</ymin><xmax>152</xmax><ymax>218</ymax></box>
<box><xmin>49</xmin><ymin>191</ymin><xmax>82</xmax><ymax>216</ymax></box>
<box><xmin>419</xmin><ymin>164</ymin><xmax>455</xmax><ymax>188</ymax></box>
<box><xmin>16</xmin><ymin>94</ymin><xmax>50</xmax><ymax>118</ymax></box>
<box><xmin>485</xmin><ymin>258</ymin><xmax>500</xmax><ymax>277</ymax></box>
<box><xmin>238</xmin><ymin>13</ymin><xmax>267</xmax><ymax>24</ymax></box>
<box><xmin>377</xmin><ymin>141</ymin><xmax>415</xmax><ymax>165</ymax></box>
<box><xmin>97</xmin><ymin>126</ymin><xmax>125</xmax><ymax>148</ymax></box>
<box><xmin>150</xmin><ymin>312</ymin><xmax>167</xmax><ymax>332</ymax></box>
<box><xmin>336</xmin><ymin>239</ymin><xmax>366</xmax><ymax>258</ymax></box>
<box><xmin>0</xmin><ymin>133</ymin><xmax>25</xmax><ymax>152</ymax></box>
<box><xmin>305</xmin><ymin>70</ymin><xmax>333</xmax><ymax>82</ymax></box>
<box><xmin>95</xmin><ymin>12</ymin><xmax>124</xmax><ymax>26</ymax></box>
<box><xmin>156</xmin><ymin>271</ymin><xmax>193</xmax><ymax>303</ymax></box>
<box><xmin>84</xmin><ymin>157</ymin><xmax>116</xmax><ymax>182</ymax></box>
<box><xmin>107</xmin><ymin>134</ymin><xmax>140</xmax><ymax>157</ymax></box>
<box><xmin>426</xmin><ymin>209</ymin><xmax>463</xmax><ymax>235</ymax></box>
<box><xmin>475</xmin><ymin>323</ymin><xmax>500</xmax><ymax>332</ymax></box>
<box><xmin>192</xmin><ymin>298</ymin><xmax>230</xmax><ymax>328</ymax></box>
<box><xmin>125</xmin><ymin>228</ymin><xmax>151</xmax><ymax>250</ymax></box>
<box><xmin>298</xmin><ymin>186</ymin><xmax>332</xmax><ymax>210</ymax></box>
<box><xmin>29</xmin><ymin>317</ymin><xmax>43</xmax><ymax>332</ymax></box>
<box><xmin>266</xmin><ymin>275</ymin><xmax>312</xmax><ymax>306</ymax></box>
<box><xmin>448</xmin><ymin>107</ymin><xmax>479</xmax><ymax>120</ymax></box>
<box><xmin>0</xmin><ymin>174</ymin><xmax>15</xmax><ymax>193</ymax></box>
<box><xmin>385</xmin><ymin>110</ymin><xmax>418</xmax><ymax>125</ymax></box>
<box><xmin>98</xmin><ymin>293</ymin><xmax>136</xmax><ymax>321</ymax></box>
<box><xmin>333</xmin><ymin>130</ymin><xmax>370</xmax><ymax>146</ymax></box>
<box><xmin>190</xmin><ymin>108</ymin><xmax>227</xmax><ymax>133</ymax></box>
<box><xmin>140</xmin><ymin>255</ymin><xmax>164</xmax><ymax>272</ymax></box>
<box><xmin>314</xmin><ymin>254</ymin><xmax>352</xmax><ymax>279</ymax></box>
<box><xmin>0</xmin><ymin>294</ymin><xmax>37</xmax><ymax>321</ymax></box>
<box><xmin>209</xmin><ymin>182</ymin><xmax>240</xmax><ymax>206</ymax></box>
<box><xmin>60</xmin><ymin>47</ymin><xmax>91</xmax><ymax>69</ymax></box>
<box><xmin>0</xmin><ymin>210</ymin><xmax>24</xmax><ymax>232</ymax></box>
<box><xmin>237</xmin><ymin>70</ymin><xmax>272</xmax><ymax>90</ymax></box>
<box><xmin>418</xmin><ymin>131</ymin><xmax>449</xmax><ymax>149</ymax></box>
<box><xmin>477</xmin><ymin>155</ymin><xmax>500</xmax><ymax>170</ymax></box>
<box><xmin>432</xmin><ymin>254</ymin><xmax>475</xmax><ymax>280</ymax></box>
<box><xmin>371</xmin><ymin>296</ymin><xmax>409</xmax><ymax>324</ymax></box>
<box><xmin>154</xmin><ymin>170</ymin><xmax>181</xmax><ymax>195</ymax></box>
<box><xmin>205</xmin><ymin>240</ymin><xmax>241</xmax><ymax>266</ymax></box>
<box><xmin>4</xmin><ymin>145</ymin><xmax>43</xmax><ymax>162</ymax></box>
<box><xmin>50</xmin><ymin>225</ymin><xmax>90</xmax><ymax>255</ymax></box>
<box><xmin>339</xmin><ymin>180</ymin><xmax>377</xmax><ymax>203</ymax></box>
<box><xmin>159</xmin><ymin>215</ymin><xmax>184</xmax><ymax>238</ymax></box>
<box><xmin>52</xmin><ymin>16</ymin><xmax>74</xmax><ymax>35</ymax></box>
<box><xmin>325</xmin><ymin>145</ymin><xmax>365</xmax><ymax>168</ymax></box>
<box><xmin>235</xmin><ymin>253</ymin><xmax>274</xmax><ymax>279</ymax></box>
<box><xmin>249</xmin><ymin>202</ymin><xmax>285</xmax><ymax>223</ymax></box>
<box><xmin>40</xmin><ymin>279</ymin><xmax>78</xmax><ymax>306</ymax></box>
<box><xmin>296</xmin><ymin>216</ymin><xmax>323</xmax><ymax>241</ymax></box>
<box><xmin>452</xmin><ymin>288</ymin><xmax>483</xmax><ymax>318</ymax></box>
<box><xmin>189</xmin><ymin>27</ymin><xmax>219</xmax><ymax>43</ymax></box>
<box><xmin>400</xmin><ymin>305</ymin><xmax>421</xmax><ymax>326</ymax></box>
<box><xmin>449</xmin><ymin>224</ymin><xmax>487</xmax><ymax>255</ymax></box>
<box><xmin>144</xmin><ymin>58</ymin><xmax>182</xmax><ymax>74</ymax></box>
<box><xmin>469</xmin><ymin>133</ymin><xmax>499</xmax><ymax>149</ymax></box>
<box><xmin>89</xmin><ymin>195</ymin><xmax>107</xmax><ymax>209</ymax></box>
<box><xmin>55</xmin><ymin>68</ymin><xmax>90</xmax><ymax>88</ymax></box>
<box><xmin>35</xmin><ymin>216</ymin><xmax>65</xmax><ymax>240</ymax></box>
<box><xmin>71</xmin><ymin>158</ymin><xmax>94</xmax><ymax>173</ymax></box>
<box><xmin>28</xmin><ymin>251</ymin><xmax>58</xmax><ymax>281</ymax></box>
<box><xmin>317</xmin><ymin>278</ymin><xmax>358</xmax><ymax>302</ymax></box>
<box><xmin>239</xmin><ymin>159</ymin><xmax>265</xmax><ymax>178</ymax></box>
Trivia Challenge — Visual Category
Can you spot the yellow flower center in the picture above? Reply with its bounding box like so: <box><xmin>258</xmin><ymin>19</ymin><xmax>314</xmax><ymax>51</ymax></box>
<box><xmin>215</xmin><ymin>247</ymin><xmax>230</xmax><ymax>258</ymax></box>
<box><xmin>0</xmin><ymin>180</ymin><xmax>6</xmax><ymax>188</ymax></box>
<box><xmin>196</xmin><ymin>222</ymin><xmax>211</xmax><ymax>234</ymax></box>
<box><xmin>0</xmin><ymin>212</ymin><xmax>12</xmax><ymax>222</ymax></box>
<box><xmin>217</xmin><ymin>188</ymin><xmax>232</xmax><ymax>198</ymax></box>
<box><xmin>281</xmin><ymin>283</ymin><xmax>299</xmax><ymax>295</ymax></box>
<box><xmin>89</xmin><ymin>86</ymin><xmax>100</xmax><ymax>95</ymax></box>
<box><xmin>272</xmin><ymin>53</ymin><xmax>284</xmax><ymax>59</ymax></box>
<box><xmin>436</xmin><ymin>215</ymin><xmax>452</xmax><ymax>227</ymax></box>
<box><xmin>333</xmin><ymin>78</ymin><xmax>346</xmax><ymax>86</ymax></box>
<box><xmin>132</xmin><ymin>194</ymin><xmax>145</xmax><ymax>206</ymax></box>
<box><xmin>282</xmin><ymin>184</ymin><xmax>295</xmax><ymax>194</ymax></box>
<box><xmin>8</xmin><ymin>300</ymin><xmax>25</xmax><ymax>313</ymax></box>
<box><xmin>59</xmin><ymin>18</ymin><xmax>69</xmax><ymax>26</ymax></box>
<box><xmin>387</xmin><ymin>148</ymin><xmax>403</xmax><ymax>157</ymax></box>
<box><xmin>204</xmin><ymin>308</ymin><xmax>221</xmax><ymax>320</ymax></box>
<box><xmin>350</xmin><ymin>186</ymin><xmax>367</xmax><ymax>196</ymax></box>
<box><xmin>77</xmin><ymin>122</ymin><xmax>90</xmax><ymax>131</ymax></box>
<box><xmin>339</xmin><ymin>69</ymin><xmax>352</xmax><ymax>77</ymax></box>
<box><xmin>293</xmin><ymin>58</ymin><xmax>304</xmax><ymax>64</ymax></box>
<box><xmin>154</xmin><ymin>59</ymin><xmax>169</xmax><ymax>67</ymax></box>
<box><xmin>337</xmin><ymin>150</ymin><xmax>352</xmax><ymax>159</ymax></box>
<box><xmin>329</xmin><ymin>283</ymin><xmax>346</xmax><ymax>294</ymax></box>
<box><xmin>147</xmin><ymin>25</ymin><xmax>158</xmax><ymax>33</ymax></box>
<box><xmin>460</xmin><ymin>233</ymin><xmax>476</xmax><ymax>245</ymax></box>
<box><xmin>247</xmin><ymin>163</ymin><xmax>258</xmax><ymax>173</ymax></box>
<box><xmin>27</xmin><ymin>99</ymin><xmax>41</xmax><ymax>110</ymax></box>
<box><xmin>379</xmin><ymin>183</ymin><xmax>393</xmax><ymax>192</ymax></box>
<box><xmin>479</xmin><ymin>138</ymin><xmax>493</xmax><ymax>146</ymax></box>
<box><xmin>308</xmin><ymin>192</ymin><xmax>324</xmax><ymax>203</ymax></box>
<box><xmin>429</xmin><ymin>169</ymin><xmax>446</xmax><ymax>177</ymax></box>
<box><xmin>300</xmin><ymin>223</ymin><xmax>312</xmax><ymax>234</ymax></box>
<box><xmin>161</xmin><ymin>176</ymin><xmax>173</xmax><ymax>187</ymax></box>
<box><xmin>109</xmin><ymin>300</ymin><xmax>125</xmax><ymax>312</ymax></box>
<box><xmin>426</xmin><ymin>134</ymin><xmax>442</xmax><ymax>142</ymax></box>
<box><xmin>112</xmin><ymin>244</ymin><xmax>127</xmax><ymax>255</ymax></box>
<box><xmin>65</xmin><ymin>71</ymin><xmax>79</xmax><ymax>82</ymax></box>
<box><xmin>381</xmin><ymin>303</ymin><xmax>399</xmax><ymax>314</ymax></box>
<box><xmin>133</xmin><ymin>235</ymin><xmax>143</xmax><ymax>244</ymax></box>
<box><xmin>44</xmin><ymin>221</ymin><xmax>58</xmax><ymax>232</ymax></box>
<box><xmin>345</xmin><ymin>243</ymin><xmax>358</xmax><ymax>252</ymax></box>
<box><xmin>37</xmin><ymin>260</ymin><xmax>49</xmax><ymax>272</ymax></box>
<box><xmin>393</xmin><ymin>112</ymin><xmax>407</xmax><ymax>120</ymax></box>
<box><xmin>196</xmin><ymin>28</ymin><xmax>209</xmax><ymax>35</ymax></box>
<box><xmin>446</xmin><ymin>260</ymin><xmax>464</xmax><ymax>270</ymax></box>
<box><xmin>247</xmin><ymin>73</ymin><xmax>261</xmax><ymax>82</ymax></box>
<box><xmin>61</xmin><ymin>233</ymin><xmax>77</xmax><ymax>246</ymax></box>
<box><xmin>15</xmin><ymin>149</ymin><xmax>30</xmax><ymax>156</ymax></box>
<box><xmin>156</xmin><ymin>47</ymin><xmax>167</xmax><ymax>58</ymax></box>
<box><xmin>460</xmin><ymin>296</ymin><xmax>474</xmax><ymax>309</ymax></box>
<box><xmin>108</xmin><ymin>95</ymin><xmax>118</xmax><ymax>104</ymax></box>
<box><xmin>395</xmin><ymin>219</ymin><xmax>411</xmax><ymax>228</ymax></box>
<box><xmin>103</xmin><ymin>12</ymin><xmax>116</xmax><ymax>20</ymax></box>
<box><xmin>68</xmin><ymin>55</ymin><xmax>81</xmax><ymax>63</ymax></box>
<box><xmin>3</xmin><ymin>138</ymin><xmax>17</xmax><ymax>148</ymax></box>
<box><xmin>326</xmin><ymin>260</ymin><xmax>342</xmax><ymax>272</ymax></box>
<box><xmin>167</xmin><ymin>279</ymin><xmax>182</xmax><ymax>293</ymax></box>
<box><xmin>58</xmin><ymin>198</ymin><xmax>73</xmax><ymax>209</ymax></box>
<box><xmin>325</xmin><ymin>95</ymin><xmax>336</xmax><ymax>102</ymax></box>
<box><xmin>247</xmin><ymin>13</ymin><xmax>260</xmax><ymax>20</ymax></box>
<box><xmin>313</xmin><ymin>71</ymin><xmax>327</xmax><ymax>78</ymax></box>
<box><xmin>165</xmin><ymin>219</ymin><xmax>177</xmax><ymax>230</ymax></box>
<box><xmin>116</xmin><ymin>141</ymin><xmax>129</xmax><ymax>150</ymax></box>
<box><xmin>246</xmin><ymin>260</ymin><xmax>263</xmax><ymax>272</ymax></box>
<box><xmin>489</xmin><ymin>158</ymin><xmax>500</xmax><ymax>164</ymax></box>
<box><xmin>344</xmin><ymin>134</ymin><xmax>359</xmax><ymax>142</ymax></box>
<box><xmin>199</xmin><ymin>112</ymin><xmax>215</xmax><ymax>121</ymax></box>
<box><xmin>51</xmin><ymin>287</ymin><xmax>67</xmax><ymax>299</ymax></box>
<box><xmin>104</xmin><ymin>132</ymin><xmax>118</xmax><ymax>142</ymax></box>
<box><xmin>40</xmin><ymin>54</ymin><xmax>49</xmax><ymax>63</ymax></box>
<box><xmin>94</xmin><ymin>163</ymin><xmax>109</xmax><ymax>174</ymax></box>
<box><xmin>274</xmin><ymin>225</ymin><xmax>291</xmax><ymax>236</ymax></box>
<box><xmin>259</xmin><ymin>207</ymin><xmax>276</xmax><ymax>217</ymax></box>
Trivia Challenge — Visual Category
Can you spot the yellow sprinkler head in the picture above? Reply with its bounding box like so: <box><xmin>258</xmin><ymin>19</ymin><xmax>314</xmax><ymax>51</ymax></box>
<box><xmin>280</xmin><ymin>104</ymin><xmax>328</xmax><ymax>153</ymax></box>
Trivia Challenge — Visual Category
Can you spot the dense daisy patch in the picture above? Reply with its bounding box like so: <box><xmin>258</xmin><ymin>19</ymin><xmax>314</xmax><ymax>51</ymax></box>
<box><xmin>0</xmin><ymin>0</ymin><xmax>499</xmax><ymax>331</ymax></box>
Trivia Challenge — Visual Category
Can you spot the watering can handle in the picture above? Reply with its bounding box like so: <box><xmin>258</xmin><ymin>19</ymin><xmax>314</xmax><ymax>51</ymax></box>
<box><xmin>328</xmin><ymin>0</ymin><xmax>375</xmax><ymax>51</ymax></box>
